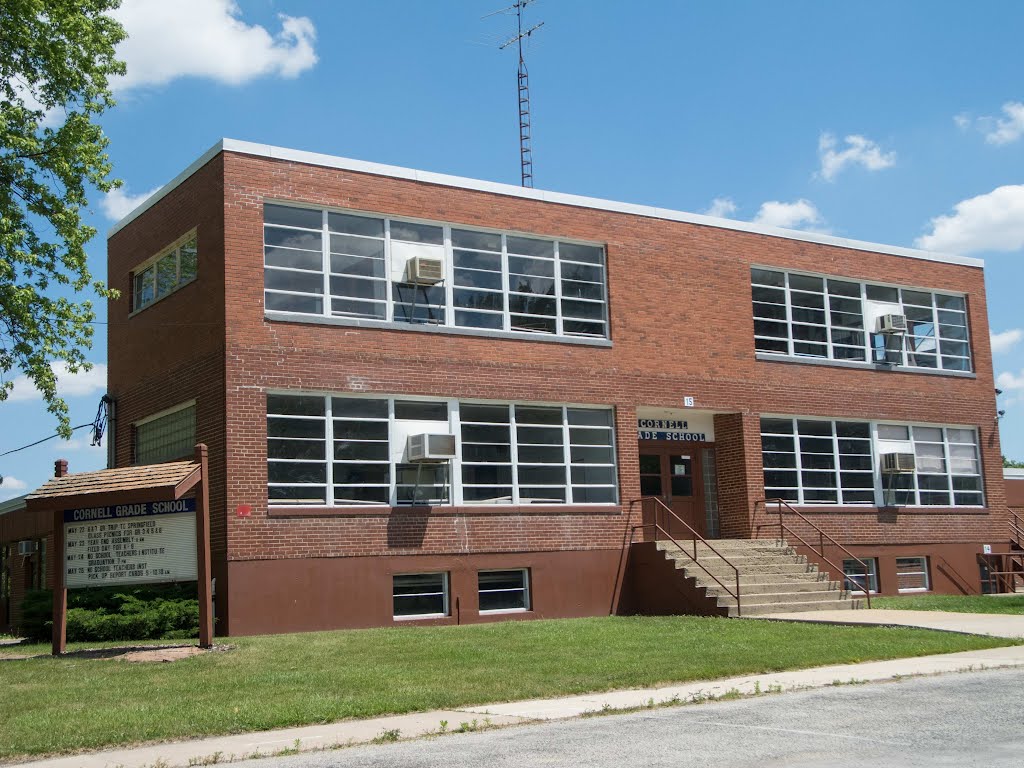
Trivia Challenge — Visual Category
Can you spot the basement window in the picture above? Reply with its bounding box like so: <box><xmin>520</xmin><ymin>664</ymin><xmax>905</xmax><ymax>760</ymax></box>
<box><xmin>478</xmin><ymin>569</ymin><xmax>530</xmax><ymax>613</ymax></box>
<box><xmin>842</xmin><ymin>558</ymin><xmax>878</xmax><ymax>594</ymax></box>
<box><xmin>393</xmin><ymin>573</ymin><xmax>449</xmax><ymax>618</ymax></box>
<box><xmin>896</xmin><ymin>557</ymin><xmax>930</xmax><ymax>592</ymax></box>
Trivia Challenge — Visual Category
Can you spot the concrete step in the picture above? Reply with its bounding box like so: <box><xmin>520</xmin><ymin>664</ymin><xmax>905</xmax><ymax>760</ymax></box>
<box><xmin>716</xmin><ymin>589</ymin><xmax>848</xmax><ymax>608</ymax></box>
<box><xmin>727</xmin><ymin>599</ymin><xmax>863</xmax><ymax>617</ymax></box>
<box><xmin>677</xmin><ymin>561</ymin><xmax>819</xmax><ymax>577</ymax></box>
<box><xmin>704</xmin><ymin>579</ymin><xmax>841</xmax><ymax>597</ymax></box>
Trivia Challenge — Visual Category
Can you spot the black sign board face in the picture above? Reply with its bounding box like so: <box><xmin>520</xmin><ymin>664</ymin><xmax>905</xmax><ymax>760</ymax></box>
<box><xmin>62</xmin><ymin>499</ymin><xmax>198</xmax><ymax>588</ymax></box>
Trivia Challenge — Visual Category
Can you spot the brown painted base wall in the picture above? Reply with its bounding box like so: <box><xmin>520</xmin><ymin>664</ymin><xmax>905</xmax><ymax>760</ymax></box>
<box><xmin>795</xmin><ymin>541</ymin><xmax>1003</xmax><ymax>597</ymax></box>
<box><xmin>225</xmin><ymin>549</ymin><xmax>622</xmax><ymax>637</ymax></box>
<box><xmin>617</xmin><ymin>542</ymin><xmax>727</xmax><ymax>617</ymax></box>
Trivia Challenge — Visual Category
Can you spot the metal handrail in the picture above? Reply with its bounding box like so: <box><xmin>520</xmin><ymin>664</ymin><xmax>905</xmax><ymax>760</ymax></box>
<box><xmin>1010</xmin><ymin>510</ymin><xmax>1023</xmax><ymax>549</ymax></box>
<box><xmin>984</xmin><ymin>551</ymin><xmax>1024</xmax><ymax>594</ymax></box>
<box><xmin>628</xmin><ymin>496</ymin><xmax>742</xmax><ymax>617</ymax></box>
<box><xmin>758</xmin><ymin>498</ymin><xmax>872</xmax><ymax>608</ymax></box>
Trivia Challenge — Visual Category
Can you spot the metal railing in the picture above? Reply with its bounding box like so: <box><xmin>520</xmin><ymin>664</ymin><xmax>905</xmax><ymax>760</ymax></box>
<box><xmin>757</xmin><ymin>498</ymin><xmax>872</xmax><ymax>608</ymax></box>
<box><xmin>983</xmin><ymin>553</ymin><xmax>1024</xmax><ymax>594</ymax></box>
<box><xmin>1010</xmin><ymin>510</ymin><xmax>1023</xmax><ymax>550</ymax></box>
<box><xmin>628</xmin><ymin>496</ymin><xmax>742</xmax><ymax>616</ymax></box>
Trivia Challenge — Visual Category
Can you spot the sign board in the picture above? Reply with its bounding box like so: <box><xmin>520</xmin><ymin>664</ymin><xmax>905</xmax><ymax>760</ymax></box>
<box><xmin>637</xmin><ymin>416</ymin><xmax>714</xmax><ymax>443</ymax></box>
<box><xmin>63</xmin><ymin>499</ymin><xmax>198</xmax><ymax>588</ymax></box>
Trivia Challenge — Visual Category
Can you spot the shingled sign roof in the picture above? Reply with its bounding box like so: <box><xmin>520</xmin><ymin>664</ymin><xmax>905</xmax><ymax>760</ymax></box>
<box><xmin>25</xmin><ymin>461</ymin><xmax>202</xmax><ymax>511</ymax></box>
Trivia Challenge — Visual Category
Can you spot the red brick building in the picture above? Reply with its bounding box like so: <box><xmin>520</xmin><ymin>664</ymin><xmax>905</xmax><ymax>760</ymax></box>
<box><xmin>102</xmin><ymin>139</ymin><xmax>1012</xmax><ymax>636</ymax></box>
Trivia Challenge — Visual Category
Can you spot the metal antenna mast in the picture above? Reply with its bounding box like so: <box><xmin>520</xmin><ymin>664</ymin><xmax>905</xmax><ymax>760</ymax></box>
<box><xmin>493</xmin><ymin>1</ymin><xmax>544</xmax><ymax>187</ymax></box>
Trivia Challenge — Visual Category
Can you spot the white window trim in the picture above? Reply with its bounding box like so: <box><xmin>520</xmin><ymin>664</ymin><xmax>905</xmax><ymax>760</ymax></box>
<box><xmin>130</xmin><ymin>230</ymin><xmax>198</xmax><ymax>315</ymax></box>
<box><xmin>752</xmin><ymin>266</ymin><xmax>972</xmax><ymax>374</ymax></box>
<box><xmin>842</xmin><ymin>557</ymin><xmax>879</xmax><ymax>594</ymax></box>
<box><xmin>478</xmin><ymin>568</ymin><xmax>531</xmax><ymax>615</ymax></box>
<box><xmin>262</xmin><ymin>201</ymin><xmax>609</xmax><ymax>342</ymax></box>
<box><xmin>266</xmin><ymin>391</ymin><xmax>619</xmax><ymax>508</ymax></box>
<box><xmin>133</xmin><ymin>399</ymin><xmax>197</xmax><ymax>428</ymax></box>
<box><xmin>393</xmin><ymin>572</ymin><xmax>449</xmax><ymax>620</ymax></box>
<box><xmin>760</xmin><ymin>414</ymin><xmax>985</xmax><ymax>509</ymax></box>
<box><xmin>896</xmin><ymin>556</ymin><xmax>930</xmax><ymax>593</ymax></box>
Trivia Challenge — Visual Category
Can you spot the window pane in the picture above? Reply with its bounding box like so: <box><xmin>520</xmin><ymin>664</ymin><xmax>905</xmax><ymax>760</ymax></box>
<box><xmin>266</xmin><ymin>204</ymin><xmax>321</xmax><ymax>229</ymax></box>
<box><xmin>390</xmin><ymin>220</ymin><xmax>443</xmax><ymax>244</ymax></box>
<box><xmin>328</xmin><ymin>212</ymin><xmax>384</xmax><ymax>237</ymax></box>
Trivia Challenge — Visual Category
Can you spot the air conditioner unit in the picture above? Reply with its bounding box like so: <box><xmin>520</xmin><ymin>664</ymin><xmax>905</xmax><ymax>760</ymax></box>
<box><xmin>407</xmin><ymin>256</ymin><xmax>444</xmax><ymax>285</ymax></box>
<box><xmin>877</xmin><ymin>313</ymin><xmax>908</xmax><ymax>334</ymax></box>
<box><xmin>881</xmin><ymin>452</ymin><xmax>916</xmax><ymax>474</ymax></box>
<box><xmin>17</xmin><ymin>540</ymin><xmax>37</xmax><ymax>556</ymax></box>
<box><xmin>407</xmin><ymin>433</ymin><xmax>457</xmax><ymax>462</ymax></box>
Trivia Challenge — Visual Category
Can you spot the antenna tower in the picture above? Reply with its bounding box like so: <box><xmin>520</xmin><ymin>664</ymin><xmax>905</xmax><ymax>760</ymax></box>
<box><xmin>493</xmin><ymin>1</ymin><xmax>544</xmax><ymax>187</ymax></box>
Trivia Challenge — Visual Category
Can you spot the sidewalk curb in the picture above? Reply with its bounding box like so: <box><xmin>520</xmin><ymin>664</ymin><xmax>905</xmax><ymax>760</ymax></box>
<box><xmin>10</xmin><ymin>644</ymin><xmax>1024</xmax><ymax>768</ymax></box>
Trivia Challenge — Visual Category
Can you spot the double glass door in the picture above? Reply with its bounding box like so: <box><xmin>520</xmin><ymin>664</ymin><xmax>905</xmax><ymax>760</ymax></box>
<box><xmin>639</xmin><ymin>447</ymin><xmax>705</xmax><ymax>538</ymax></box>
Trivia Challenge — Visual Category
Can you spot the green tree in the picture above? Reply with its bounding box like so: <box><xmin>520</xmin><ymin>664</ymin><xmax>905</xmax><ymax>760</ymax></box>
<box><xmin>1</xmin><ymin>0</ymin><xmax>125</xmax><ymax>436</ymax></box>
<box><xmin>1005</xmin><ymin>456</ymin><xmax>1024</xmax><ymax>469</ymax></box>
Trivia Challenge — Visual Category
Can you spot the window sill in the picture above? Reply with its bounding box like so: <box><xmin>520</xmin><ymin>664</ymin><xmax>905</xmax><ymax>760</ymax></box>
<box><xmin>268</xmin><ymin>503</ymin><xmax>622</xmax><ymax>518</ymax></box>
<box><xmin>773</xmin><ymin>505</ymin><xmax>988</xmax><ymax>515</ymax></box>
<box><xmin>265</xmin><ymin>311</ymin><xmax>613</xmax><ymax>347</ymax></box>
<box><xmin>755</xmin><ymin>352</ymin><xmax>975</xmax><ymax>378</ymax></box>
<box><xmin>479</xmin><ymin>607</ymin><xmax>530</xmax><ymax>616</ymax></box>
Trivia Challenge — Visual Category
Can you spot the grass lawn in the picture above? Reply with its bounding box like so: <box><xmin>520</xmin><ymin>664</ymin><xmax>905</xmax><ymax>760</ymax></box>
<box><xmin>873</xmin><ymin>594</ymin><xmax>1024</xmax><ymax>614</ymax></box>
<box><xmin>0</xmin><ymin>615</ymin><xmax>1017</xmax><ymax>759</ymax></box>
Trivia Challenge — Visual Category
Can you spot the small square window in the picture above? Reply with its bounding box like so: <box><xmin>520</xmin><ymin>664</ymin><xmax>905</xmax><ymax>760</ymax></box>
<box><xmin>393</xmin><ymin>573</ymin><xmax>448</xmax><ymax>618</ymax></box>
<box><xmin>843</xmin><ymin>558</ymin><xmax>878</xmax><ymax>594</ymax></box>
<box><xmin>478</xmin><ymin>569</ymin><xmax>531</xmax><ymax>613</ymax></box>
<box><xmin>896</xmin><ymin>557</ymin><xmax>930</xmax><ymax>592</ymax></box>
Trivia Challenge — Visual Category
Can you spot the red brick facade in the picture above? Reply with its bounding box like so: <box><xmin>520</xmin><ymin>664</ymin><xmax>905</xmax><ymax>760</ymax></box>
<box><xmin>104</xmin><ymin>143</ymin><xmax>1010</xmax><ymax>635</ymax></box>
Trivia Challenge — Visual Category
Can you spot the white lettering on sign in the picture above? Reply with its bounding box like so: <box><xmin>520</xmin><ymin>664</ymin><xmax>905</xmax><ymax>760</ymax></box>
<box><xmin>64</xmin><ymin>513</ymin><xmax>197</xmax><ymax>588</ymax></box>
<box><xmin>637</xmin><ymin>430</ymin><xmax>708</xmax><ymax>442</ymax></box>
<box><xmin>638</xmin><ymin>419</ymin><xmax>689</xmax><ymax>430</ymax></box>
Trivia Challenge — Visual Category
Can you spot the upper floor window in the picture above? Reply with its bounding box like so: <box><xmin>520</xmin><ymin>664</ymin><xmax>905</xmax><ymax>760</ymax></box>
<box><xmin>751</xmin><ymin>268</ymin><xmax>971</xmax><ymax>372</ymax></box>
<box><xmin>135</xmin><ymin>402</ymin><xmax>196</xmax><ymax>464</ymax></box>
<box><xmin>132</xmin><ymin>234</ymin><xmax>198</xmax><ymax>312</ymax></box>
<box><xmin>263</xmin><ymin>204</ymin><xmax>608</xmax><ymax>340</ymax></box>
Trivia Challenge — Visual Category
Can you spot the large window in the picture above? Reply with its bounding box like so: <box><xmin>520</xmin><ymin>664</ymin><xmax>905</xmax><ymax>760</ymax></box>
<box><xmin>393</xmin><ymin>573</ymin><xmax>448</xmax><ymax>618</ymax></box>
<box><xmin>264</xmin><ymin>204</ymin><xmax>608</xmax><ymax>340</ymax></box>
<box><xmin>752</xmin><ymin>268</ymin><xmax>971</xmax><ymax>372</ymax></box>
<box><xmin>760</xmin><ymin>417</ymin><xmax>983</xmax><ymax>507</ymax></box>
<box><xmin>132</xmin><ymin>234</ymin><xmax>198</xmax><ymax>312</ymax></box>
<box><xmin>135</xmin><ymin>403</ymin><xmax>196</xmax><ymax>465</ymax></box>
<box><xmin>478</xmin><ymin>569</ymin><xmax>531</xmax><ymax>613</ymax></box>
<box><xmin>267</xmin><ymin>394</ymin><xmax>617</xmax><ymax>507</ymax></box>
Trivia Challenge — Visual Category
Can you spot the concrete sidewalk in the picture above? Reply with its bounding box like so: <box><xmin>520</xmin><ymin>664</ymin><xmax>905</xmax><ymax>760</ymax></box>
<box><xmin>13</xmin><ymin>641</ymin><xmax>1024</xmax><ymax>768</ymax></box>
<box><xmin>750</xmin><ymin>608</ymin><xmax>1024</xmax><ymax>638</ymax></box>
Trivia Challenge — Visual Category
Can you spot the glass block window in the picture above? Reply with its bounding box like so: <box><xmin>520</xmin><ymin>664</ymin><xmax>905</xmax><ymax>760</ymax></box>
<box><xmin>132</xmin><ymin>235</ymin><xmax>198</xmax><ymax>312</ymax></box>
<box><xmin>843</xmin><ymin>558</ymin><xmax>879</xmax><ymax>593</ymax></box>
<box><xmin>267</xmin><ymin>394</ymin><xmax>617</xmax><ymax>506</ymax></box>
<box><xmin>263</xmin><ymin>204</ymin><xmax>608</xmax><ymax>340</ymax></box>
<box><xmin>752</xmin><ymin>268</ymin><xmax>970</xmax><ymax>372</ymax></box>
<box><xmin>135</xmin><ymin>403</ymin><xmax>196</xmax><ymax>465</ymax></box>
<box><xmin>896</xmin><ymin>556</ymin><xmax>929</xmax><ymax>592</ymax></box>
<box><xmin>478</xmin><ymin>569</ymin><xmax>530</xmax><ymax>612</ymax></box>
<box><xmin>393</xmin><ymin>573</ymin><xmax>448</xmax><ymax>618</ymax></box>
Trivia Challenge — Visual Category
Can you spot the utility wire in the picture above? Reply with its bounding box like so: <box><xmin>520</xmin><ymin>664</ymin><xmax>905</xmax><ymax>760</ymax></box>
<box><xmin>0</xmin><ymin>422</ymin><xmax>93</xmax><ymax>457</ymax></box>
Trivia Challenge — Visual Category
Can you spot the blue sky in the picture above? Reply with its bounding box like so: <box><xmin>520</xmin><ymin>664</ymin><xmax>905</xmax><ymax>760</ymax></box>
<box><xmin>2</xmin><ymin>0</ymin><xmax>1023</xmax><ymax>499</ymax></box>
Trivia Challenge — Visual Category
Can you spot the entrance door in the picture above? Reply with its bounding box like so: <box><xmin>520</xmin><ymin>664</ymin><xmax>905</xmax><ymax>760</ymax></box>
<box><xmin>639</xmin><ymin>447</ymin><xmax>705</xmax><ymax>538</ymax></box>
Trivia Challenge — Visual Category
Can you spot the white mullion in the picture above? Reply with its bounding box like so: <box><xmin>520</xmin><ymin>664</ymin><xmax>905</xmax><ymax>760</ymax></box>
<box><xmin>501</xmin><ymin>234</ymin><xmax>511</xmax><ymax>331</ymax></box>
<box><xmin>940</xmin><ymin>428</ymin><xmax>954</xmax><ymax>503</ymax></box>
<box><xmin>444</xmin><ymin>226</ymin><xmax>455</xmax><ymax>327</ymax></box>
<box><xmin>388</xmin><ymin>398</ymin><xmax>397</xmax><ymax>506</ymax></box>
<box><xmin>908</xmin><ymin>426</ymin><xmax>920</xmax><ymax>505</ymax></box>
<box><xmin>824</xmin><ymin>285</ymin><xmax>836</xmax><ymax>361</ymax></box>
<box><xmin>450</xmin><ymin>400</ymin><xmax>463</xmax><ymax>505</ymax></box>
<box><xmin>553</xmin><ymin>241</ymin><xmax>564</xmax><ymax>336</ymax></box>
<box><xmin>830</xmin><ymin>421</ymin><xmax>843</xmax><ymax>504</ymax></box>
<box><xmin>384</xmin><ymin>219</ymin><xmax>394</xmax><ymax>322</ymax></box>
<box><xmin>324</xmin><ymin>395</ymin><xmax>334</xmax><ymax>506</ymax></box>
<box><xmin>930</xmin><ymin>295</ymin><xmax>944</xmax><ymax>371</ymax></box>
<box><xmin>783</xmin><ymin>273</ymin><xmax>795</xmax><ymax>356</ymax></box>
<box><xmin>792</xmin><ymin>418</ymin><xmax>805</xmax><ymax>504</ymax></box>
<box><xmin>561</xmin><ymin>406</ymin><xmax>573</xmax><ymax>503</ymax></box>
<box><xmin>320</xmin><ymin>210</ymin><xmax>330</xmax><ymax>318</ymax></box>
<box><xmin>509</xmin><ymin>404</ymin><xmax>520</xmax><ymax>504</ymax></box>
<box><xmin>860</xmin><ymin>282</ymin><xmax>871</xmax><ymax>362</ymax></box>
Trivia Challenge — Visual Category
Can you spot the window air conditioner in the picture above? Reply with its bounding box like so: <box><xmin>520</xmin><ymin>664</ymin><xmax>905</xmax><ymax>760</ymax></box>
<box><xmin>17</xmin><ymin>540</ymin><xmax>38</xmax><ymax>556</ymax></box>
<box><xmin>407</xmin><ymin>433</ymin><xmax>457</xmax><ymax>462</ymax></box>
<box><xmin>408</xmin><ymin>256</ymin><xmax>445</xmax><ymax>285</ymax></box>
<box><xmin>877</xmin><ymin>314</ymin><xmax>908</xmax><ymax>334</ymax></box>
<box><xmin>881</xmin><ymin>452</ymin><xmax>916</xmax><ymax>474</ymax></box>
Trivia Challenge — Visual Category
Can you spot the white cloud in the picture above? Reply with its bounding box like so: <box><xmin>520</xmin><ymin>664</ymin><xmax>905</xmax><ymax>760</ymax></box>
<box><xmin>54</xmin><ymin>438</ymin><xmax>105</xmax><ymax>453</ymax></box>
<box><xmin>5</xmin><ymin>362</ymin><xmax>107</xmax><ymax>402</ymax></box>
<box><xmin>915</xmin><ymin>185</ymin><xmax>1024</xmax><ymax>254</ymax></box>
<box><xmin>703</xmin><ymin>197</ymin><xmax>738</xmax><ymax>218</ymax></box>
<box><xmin>111</xmin><ymin>0</ymin><xmax>317</xmax><ymax>91</ymax></box>
<box><xmin>954</xmin><ymin>113</ymin><xmax>972</xmax><ymax>131</ymax></box>
<box><xmin>983</xmin><ymin>102</ymin><xmax>1024</xmax><ymax>145</ymax></box>
<box><xmin>997</xmin><ymin>369</ymin><xmax>1024</xmax><ymax>391</ymax></box>
<box><xmin>992</xmin><ymin>329</ymin><xmax>1023</xmax><ymax>354</ymax></box>
<box><xmin>816</xmin><ymin>133</ymin><xmax>896</xmax><ymax>182</ymax></box>
<box><xmin>0</xmin><ymin>476</ymin><xmax>27</xmax><ymax>490</ymax></box>
<box><xmin>751</xmin><ymin>199</ymin><xmax>828</xmax><ymax>233</ymax></box>
<box><xmin>101</xmin><ymin>185</ymin><xmax>160</xmax><ymax>221</ymax></box>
